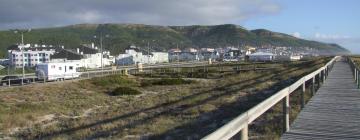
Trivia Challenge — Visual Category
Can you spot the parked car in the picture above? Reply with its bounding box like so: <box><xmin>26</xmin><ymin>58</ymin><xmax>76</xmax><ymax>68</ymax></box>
<box><xmin>1</xmin><ymin>76</ymin><xmax>30</xmax><ymax>86</ymax></box>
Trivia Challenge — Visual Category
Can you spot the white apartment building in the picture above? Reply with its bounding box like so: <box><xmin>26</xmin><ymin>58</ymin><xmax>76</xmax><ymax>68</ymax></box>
<box><xmin>7</xmin><ymin>44</ymin><xmax>57</xmax><ymax>68</ymax></box>
<box><xmin>248</xmin><ymin>52</ymin><xmax>275</xmax><ymax>62</ymax></box>
<box><xmin>51</xmin><ymin>44</ymin><xmax>114</xmax><ymax>69</ymax></box>
<box><xmin>116</xmin><ymin>45</ymin><xmax>169</xmax><ymax>65</ymax></box>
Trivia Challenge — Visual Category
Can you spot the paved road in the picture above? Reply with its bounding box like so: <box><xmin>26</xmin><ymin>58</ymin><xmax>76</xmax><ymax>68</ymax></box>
<box><xmin>281</xmin><ymin>60</ymin><xmax>360</xmax><ymax>140</ymax></box>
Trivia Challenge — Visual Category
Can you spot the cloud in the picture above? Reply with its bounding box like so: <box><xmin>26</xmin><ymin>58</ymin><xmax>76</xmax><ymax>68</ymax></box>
<box><xmin>314</xmin><ymin>33</ymin><xmax>351</xmax><ymax>40</ymax></box>
<box><xmin>311</xmin><ymin>33</ymin><xmax>360</xmax><ymax>52</ymax></box>
<box><xmin>313</xmin><ymin>33</ymin><xmax>360</xmax><ymax>44</ymax></box>
<box><xmin>0</xmin><ymin>0</ymin><xmax>281</xmax><ymax>29</ymax></box>
<box><xmin>292</xmin><ymin>32</ymin><xmax>301</xmax><ymax>38</ymax></box>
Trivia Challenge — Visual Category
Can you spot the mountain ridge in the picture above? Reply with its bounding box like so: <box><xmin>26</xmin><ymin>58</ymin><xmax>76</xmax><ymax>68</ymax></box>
<box><xmin>0</xmin><ymin>23</ymin><xmax>350</xmax><ymax>57</ymax></box>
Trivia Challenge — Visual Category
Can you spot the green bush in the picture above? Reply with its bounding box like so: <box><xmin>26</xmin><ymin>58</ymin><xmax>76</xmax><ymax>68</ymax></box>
<box><xmin>91</xmin><ymin>75</ymin><xmax>137</xmax><ymax>87</ymax></box>
<box><xmin>110</xmin><ymin>87</ymin><xmax>142</xmax><ymax>96</ymax></box>
<box><xmin>141</xmin><ymin>78</ymin><xmax>193</xmax><ymax>86</ymax></box>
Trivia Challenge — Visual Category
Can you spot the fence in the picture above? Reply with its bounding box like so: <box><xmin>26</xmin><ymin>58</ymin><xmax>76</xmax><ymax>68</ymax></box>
<box><xmin>347</xmin><ymin>56</ymin><xmax>360</xmax><ymax>88</ymax></box>
<box><xmin>0</xmin><ymin>61</ymin><xmax>211</xmax><ymax>87</ymax></box>
<box><xmin>201</xmin><ymin>56</ymin><xmax>339</xmax><ymax>140</ymax></box>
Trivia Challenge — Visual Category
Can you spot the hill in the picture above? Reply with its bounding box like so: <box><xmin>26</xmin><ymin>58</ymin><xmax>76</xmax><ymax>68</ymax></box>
<box><xmin>0</xmin><ymin>24</ymin><xmax>350</xmax><ymax>57</ymax></box>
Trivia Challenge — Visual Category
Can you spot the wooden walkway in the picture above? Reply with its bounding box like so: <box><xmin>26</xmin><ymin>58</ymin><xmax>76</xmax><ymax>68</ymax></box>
<box><xmin>281</xmin><ymin>61</ymin><xmax>360</xmax><ymax>140</ymax></box>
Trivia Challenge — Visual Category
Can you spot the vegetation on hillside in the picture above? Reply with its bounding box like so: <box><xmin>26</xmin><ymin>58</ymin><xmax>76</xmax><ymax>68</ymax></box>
<box><xmin>0</xmin><ymin>24</ymin><xmax>349</xmax><ymax>58</ymax></box>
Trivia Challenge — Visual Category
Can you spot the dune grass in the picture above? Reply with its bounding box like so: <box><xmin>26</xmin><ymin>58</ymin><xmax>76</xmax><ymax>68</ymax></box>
<box><xmin>0</xmin><ymin>57</ymin><xmax>331</xmax><ymax>140</ymax></box>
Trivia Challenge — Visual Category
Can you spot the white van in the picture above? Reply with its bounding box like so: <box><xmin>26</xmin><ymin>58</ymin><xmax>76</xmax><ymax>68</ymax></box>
<box><xmin>36</xmin><ymin>62</ymin><xmax>81</xmax><ymax>81</ymax></box>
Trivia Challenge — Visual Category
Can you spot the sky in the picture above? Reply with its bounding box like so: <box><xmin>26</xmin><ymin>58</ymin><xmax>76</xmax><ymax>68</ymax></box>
<box><xmin>0</xmin><ymin>0</ymin><xmax>359</xmax><ymax>53</ymax></box>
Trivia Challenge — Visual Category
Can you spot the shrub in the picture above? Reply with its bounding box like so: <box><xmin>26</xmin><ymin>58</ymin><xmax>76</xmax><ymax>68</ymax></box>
<box><xmin>141</xmin><ymin>78</ymin><xmax>193</xmax><ymax>86</ymax></box>
<box><xmin>91</xmin><ymin>75</ymin><xmax>137</xmax><ymax>87</ymax></box>
<box><xmin>110</xmin><ymin>87</ymin><xmax>142</xmax><ymax>96</ymax></box>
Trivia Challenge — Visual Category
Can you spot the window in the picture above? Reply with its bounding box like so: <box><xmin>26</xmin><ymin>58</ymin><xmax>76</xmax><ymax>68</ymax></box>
<box><xmin>51</xmin><ymin>65</ymin><xmax>55</xmax><ymax>69</ymax></box>
<box><xmin>69</xmin><ymin>66</ymin><xmax>73</xmax><ymax>70</ymax></box>
<box><xmin>34</xmin><ymin>54</ymin><xmax>37</xmax><ymax>56</ymax></box>
<box><xmin>59</xmin><ymin>67</ymin><xmax>62</xmax><ymax>70</ymax></box>
<box><xmin>31</xmin><ymin>54</ymin><xmax>33</xmax><ymax>56</ymax></box>
<box><xmin>46</xmin><ymin>54</ymin><xmax>48</xmax><ymax>56</ymax></box>
<box><xmin>12</xmin><ymin>54</ymin><xmax>15</xmax><ymax>57</ymax></box>
<box><xmin>35</xmin><ymin>59</ymin><xmax>38</xmax><ymax>61</ymax></box>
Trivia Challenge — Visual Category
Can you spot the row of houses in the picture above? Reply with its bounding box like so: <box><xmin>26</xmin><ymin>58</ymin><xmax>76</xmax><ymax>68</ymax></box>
<box><xmin>114</xmin><ymin>46</ymin><xmax>248</xmax><ymax>65</ymax></box>
<box><xmin>7</xmin><ymin>43</ymin><xmax>115</xmax><ymax>69</ymax></box>
<box><xmin>167</xmin><ymin>47</ymin><xmax>246</xmax><ymax>62</ymax></box>
<box><xmin>98</xmin><ymin>45</ymin><xmax>309</xmax><ymax>66</ymax></box>
<box><xmin>6</xmin><ymin>43</ymin><xmax>314</xmax><ymax>69</ymax></box>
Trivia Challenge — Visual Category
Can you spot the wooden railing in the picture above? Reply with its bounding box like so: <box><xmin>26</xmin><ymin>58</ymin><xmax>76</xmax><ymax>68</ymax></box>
<box><xmin>347</xmin><ymin>56</ymin><xmax>360</xmax><ymax>88</ymax></box>
<box><xmin>202</xmin><ymin>56</ymin><xmax>339</xmax><ymax>140</ymax></box>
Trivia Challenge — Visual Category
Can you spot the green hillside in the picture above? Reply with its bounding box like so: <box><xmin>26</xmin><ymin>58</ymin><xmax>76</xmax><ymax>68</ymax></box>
<box><xmin>0</xmin><ymin>24</ymin><xmax>349</xmax><ymax>57</ymax></box>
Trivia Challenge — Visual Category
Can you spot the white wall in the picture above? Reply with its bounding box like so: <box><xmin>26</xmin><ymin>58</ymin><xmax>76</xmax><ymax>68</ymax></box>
<box><xmin>116</xmin><ymin>49</ymin><xmax>169</xmax><ymax>65</ymax></box>
<box><xmin>249</xmin><ymin>55</ymin><xmax>274</xmax><ymax>61</ymax></box>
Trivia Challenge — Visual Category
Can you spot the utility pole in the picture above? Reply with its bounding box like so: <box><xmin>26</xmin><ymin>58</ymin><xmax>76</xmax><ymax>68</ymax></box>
<box><xmin>21</xmin><ymin>32</ymin><xmax>25</xmax><ymax>85</ymax></box>
<box><xmin>148</xmin><ymin>41</ymin><xmax>150</xmax><ymax>64</ymax></box>
<box><xmin>177</xmin><ymin>43</ymin><xmax>179</xmax><ymax>62</ymax></box>
<box><xmin>94</xmin><ymin>32</ymin><xmax>109</xmax><ymax>75</ymax></box>
<box><xmin>100</xmin><ymin>32</ymin><xmax>103</xmax><ymax>74</ymax></box>
<box><xmin>14</xmin><ymin>29</ymin><xmax>31</xmax><ymax>85</ymax></box>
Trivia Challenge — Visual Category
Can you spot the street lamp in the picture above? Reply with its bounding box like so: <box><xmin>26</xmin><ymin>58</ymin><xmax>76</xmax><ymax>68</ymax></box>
<box><xmin>14</xmin><ymin>29</ymin><xmax>31</xmax><ymax>85</ymax></box>
<box><xmin>94</xmin><ymin>33</ymin><xmax>109</xmax><ymax>74</ymax></box>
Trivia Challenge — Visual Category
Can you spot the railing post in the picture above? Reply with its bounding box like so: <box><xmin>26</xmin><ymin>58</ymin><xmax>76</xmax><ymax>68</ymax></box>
<box><xmin>241</xmin><ymin>125</ymin><xmax>248</xmax><ymax>140</ymax></box>
<box><xmin>326</xmin><ymin>67</ymin><xmax>329</xmax><ymax>78</ymax></box>
<box><xmin>322</xmin><ymin>70</ymin><xmax>326</xmax><ymax>83</ymax></box>
<box><xmin>324</xmin><ymin>68</ymin><xmax>327</xmax><ymax>79</ymax></box>
<box><xmin>283</xmin><ymin>95</ymin><xmax>290</xmax><ymax>133</ymax></box>
<box><xmin>312</xmin><ymin>77</ymin><xmax>315</xmax><ymax>95</ymax></box>
<box><xmin>318</xmin><ymin>72</ymin><xmax>322</xmax><ymax>86</ymax></box>
<box><xmin>358</xmin><ymin>70</ymin><xmax>360</xmax><ymax>89</ymax></box>
<box><xmin>355</xmin><ymin>68</ymin><xmax>357</xmax><ymax>81</ymax></box>
<box><xmin>354</xmin><ymin>68</ymin><xmax>359</xmax><ymax>84</ymax></box>
<box><xmin>301</xmin><ymin>82</ymin><xmax>305</xmax><ymax>109</ymax></box>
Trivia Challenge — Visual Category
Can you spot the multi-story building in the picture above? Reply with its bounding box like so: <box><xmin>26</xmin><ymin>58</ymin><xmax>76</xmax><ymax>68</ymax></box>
<box><xmin>51</xmin><ymin>43</ymin><xmax>115</xmax><ymax>69</ymax></box>
<box><xmin>7</xmin><ymin>44</ymin><xmax>58</xmax><ymax>68</ymax></box>
<box><xmin>116</xmin><ymin>45</ymin><xmax>169</xmax><ymax>65</ymax></box>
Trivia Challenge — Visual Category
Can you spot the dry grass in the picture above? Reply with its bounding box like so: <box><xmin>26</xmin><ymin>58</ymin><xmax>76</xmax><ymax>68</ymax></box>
<box><xmin>0</xmin><ymin>57</ymin><xmax>331</xmax><ymax>139</ymax></box>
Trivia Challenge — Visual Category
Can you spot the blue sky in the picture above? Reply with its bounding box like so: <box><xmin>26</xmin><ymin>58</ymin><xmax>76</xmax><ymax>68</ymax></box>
<box><xmin>0</xmin><ymin>0</ymin><xmax>359</xmax><ymax>53</ymax></box>
<box><xmin>243</xmin><ymin>0</ymin><xmax>360</xmax><ymax>53</ymax></box>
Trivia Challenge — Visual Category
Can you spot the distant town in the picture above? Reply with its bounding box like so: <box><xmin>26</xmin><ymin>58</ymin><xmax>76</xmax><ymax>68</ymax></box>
<box><xmin>0</xmin><ymin>43</ymin><xmax>319</xmax><ymax>69</ymax></box>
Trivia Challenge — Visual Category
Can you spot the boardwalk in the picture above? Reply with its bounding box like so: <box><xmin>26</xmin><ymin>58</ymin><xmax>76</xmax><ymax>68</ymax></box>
<box><xmin>281</xmin><ymin>60</ymin><xmax>360</xmax><ymax>140</ymax></box>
